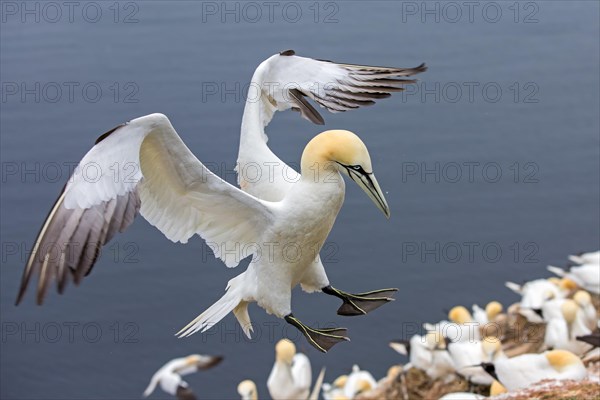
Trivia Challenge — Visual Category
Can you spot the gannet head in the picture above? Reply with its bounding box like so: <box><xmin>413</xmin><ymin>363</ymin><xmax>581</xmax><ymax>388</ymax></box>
<box><xmin>485</xmin><ymin>301</ymin><xmax>503</xmax><ymax>320</ymax></box>
<box><xmin>559</xmin><ymin>278</ymin><xmax>579</xmax><ymax>291</ymax></box>
<box><xmin>333</xmin><ymin>374</ymin><xmax>348</xmax><ymax>388</ymax></box>
<box><xmin>237</xmin><ymin>380</ymin><xmax>258</xmax><ymax>400</ymax></box>
<box><xmin>573</xmin><ymin>290</ymin><xmax>591</xmax><ymax>307</ymax></box>
<box><xmin>481</xmin><ymin>336</ymin><xmax>502</xmax><ymax>359</ymax></box>
<box><xmin>448</xmin><ymin>306</ymin><xmax>472</xmax><ymax>324</ymax></box>
<box><xmin>275</xmin><ymin>339</ymin><xmax>296</xmax><ymax>364</ymax></box>
<box><xmin>301</xmin><ymin>130</ymin><xmax>390</xmax><ymax>218</ymax></box>
<box><xmin>545</xmin><ymin>349</ymin><xmax>583</xmax><ymax>372</ymax></box>
<box><xmin>560</xmin><ymin>299</ymin><xmax>579</xmax><ymax>324</ymax></box>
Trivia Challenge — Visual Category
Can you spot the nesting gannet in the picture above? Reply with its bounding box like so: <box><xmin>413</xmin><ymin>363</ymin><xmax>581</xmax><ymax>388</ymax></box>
<box><xmin>480</xmin><ymin>350</ymin><xmax>587</xmax><ymax>391</ymax></box>
<box><xmin>569</xmin><ymin>250</ymin><xmax>600</xmax><ymax>265</ymax></box>
<box><xmin>342</xmin><ymin>365</ymin><xmax>377</xmax><ymax>398</ymax></box>
<box><xmin>548</xmin><ymin>264</ymin><xmax>600</xmax><ymax>294</ymax></box>
<box><xmin>506</xmin><ymin>279</ymin><xmax>567</xmax><ymax>322</ymax></box>
<box><xmin>238</xmin><ymin>380</ymin><xmax>259</xmax><ymax>400</ymax></box>
<box><xmin>573</xmin><ymin>290</ymin><xmax>598</xmax><ymax>330</ymax></box>
<box><xmin>427</xmin><ymin>336</ymin><xmax>456</xmax><ymax>382</ymax></box>
<box><xmin>322</xmin><ymin>375</ymin><xmax>348</xmax><ymax>400</ymax></box>
<box><xmin>448</xmin><ymin>337</ymin><xmax>505</xmax><ymax>385</ymax></box>
<box><xmin>544</xmin><ymin>299</ymin><xmax>593</xmax><ymax>356</ymax></box>
<box><xmin>425</xmin><ymin>306</ymin><xmax>481</xmax><ymax>343</ymax></box>
<box><xmin>267</xmin><ymin>339</ymin><xmax>312</xmax><ymax>400</ymax></box>
<box><xmin>389</xmin><ymin>334</ymin><xmax>435</xmax><ymax>371</ymax></box>
<box><xmin>16</xmin><ymin>51</ymin><xmax>427</xmax><ymax>351</ymax></box>
<box><xmin>472</xmin><ymin>301</ymin><xmax>503</xmax><ymax>325</ymax></box>
<box><xmin>15</xmin><ymin>116</ymin><xmax>392</xmax><ymax>351</ymax></box>
<box><xmin>143</xmin><ymin>354</ymin><xmax>223</xmax><ymax>399</ymax></box>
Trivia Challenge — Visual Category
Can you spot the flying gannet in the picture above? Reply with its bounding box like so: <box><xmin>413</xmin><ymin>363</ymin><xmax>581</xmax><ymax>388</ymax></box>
<box><xmin>143</xmin><ymin>354</ymin><xmax>223</xmax><ymax>399</ymax></box>
<box><xmin>15</xmin><ymin>118</ymin><xmax>391</xmax><ymax>352</ymax></box>
<box><xmin>16</xmin><ymin>51</ymin><xmax>427</xmax><ymax>352</ymax></box>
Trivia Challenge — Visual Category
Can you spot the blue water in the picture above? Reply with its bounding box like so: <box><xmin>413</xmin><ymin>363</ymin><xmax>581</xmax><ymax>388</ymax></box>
<box><xmin>1</xmin><ymin>1</ymin><xmax>599</xmax><ymax>399</ymax></box>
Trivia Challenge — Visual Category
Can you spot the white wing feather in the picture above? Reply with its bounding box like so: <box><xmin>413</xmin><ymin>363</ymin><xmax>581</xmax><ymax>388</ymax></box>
<box><xmin>17</xmin><ymin>113</ymin><xmax>273</xmax><ymax>304</ymax></box>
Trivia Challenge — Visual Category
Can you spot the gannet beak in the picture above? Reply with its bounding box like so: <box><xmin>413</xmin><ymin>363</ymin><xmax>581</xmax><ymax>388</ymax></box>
<box><xmin>347</xmin><ymin>168</ymin><xmax>390</xmax><ymax>219</ymax></box>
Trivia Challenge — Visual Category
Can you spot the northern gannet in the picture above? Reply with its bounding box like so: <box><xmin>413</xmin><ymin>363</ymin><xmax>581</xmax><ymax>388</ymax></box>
<box><xmin>573</xmin><ymin>290</ymin><xmax>598</xmax><ymax>330</ymax></box>
<box><xmin>544</xmin><ymin>299</ymin><xmax>592</xmax><ymax>355</ymax></box>
<box><xmin>267</xmin><ymin>339</ymin><xmax>312</xmax><ymax>400</ymax></box>
<box><xmin>472</xmin><ymin>301</ymin><xmax>503</xmax><ymax>325</ymax></box>
<box><xmin>480</xmin><ymin>350</ymin><xmax>588</xmax><ymax>392</ymax></box>
<box><xmin>143</xmin><ymin>354</ymin><xmax>223</xmax><ymax>399</ymax></box>
<box><xmin>548</xmin><ymin>264</ymin><xmax>600</xmax><ymax>294</ymax></box>
<box><xmin>448</xmin><ymin>337</ymin><xmax>505</xmax><ymax>385</ymax></box>
<box><xmin>15</xmin><ymin>118</ymin><xmax>389</xmax><ymax>352</ymax></box>
<box><xmin>16</xmin><ymin>51</ymin><xmax>427</xmax><ymax>352</ymax></box>
<box><xmin>237</xmin><ymin>380</ymin><xmax>258</xmax><ymax>400</ymax></box>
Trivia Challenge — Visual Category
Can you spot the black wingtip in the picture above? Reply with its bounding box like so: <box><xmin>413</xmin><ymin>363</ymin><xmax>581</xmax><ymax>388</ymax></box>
<box><xmin>280</xmin><ymin>49</ymin><xmax>295</xmax><ymax>56</ymax></box>
<box><xmin>95</xmin><ymin>123</ymin><xmax>127</xmax><ymax>144</ymax></box>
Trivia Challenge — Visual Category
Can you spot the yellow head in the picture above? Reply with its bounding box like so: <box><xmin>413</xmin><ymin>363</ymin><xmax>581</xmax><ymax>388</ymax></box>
<box><xmin>301</xmin><ymin>130</ymin><xmax>390</xmax><ymax>218</ymax></box>
<box><xmin>559</xmin><ymin>278</ymin><xmax>579</xmax><ymax>291</ymax></box>
<box><xmin>560</xmin><ymin>299</ymin><xmax>579</xmax><ymax>324</ymax></box>
<box><xmin>333</xmin><ymin>374</ymin><xmax>348</xmax><ymax>388</ymax></box>
<box><xmin>449</xmin><ymin>306</ymin><xmax>472</xmax><ymax>324</ymax></box>
<box><xmin>490</xmin><ymin>380</ymin><xmax>507</xmax><ymax>396</ymax></box>
<box><xmin>275</xmin><ymin>339</ymin><xmax>296</xmax><ymax>364</ymax></box>
<box><xmin>573</xmin><ymin>290</ymin><xmax>591</xmax><ymax>307</ymax></box>
<box><xmin>485</xmin><ymin>301</ymin><xmax>503</xmax><ymax>320</ymax></box>
<box><xmin>481</xmin><ymin>337</ymin><xmax>502</xmax><ymax>358</ymax></box>
<box><xmin>237</xmin><ymin>380</ymin><xmax>258</xmax><ymax>400</ymax></box>
<box><xmin>545</xmin><ymin>350</ymin><xmax>583</xmax><ymax>372</ymax></box>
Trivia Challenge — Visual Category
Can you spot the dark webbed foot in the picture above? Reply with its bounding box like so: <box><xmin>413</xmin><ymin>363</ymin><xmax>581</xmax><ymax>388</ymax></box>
<box><xmin>284</xmin><ymin>314</ymin><xmax>349</xmax><ymax>353</ymax></box>
<box><xmin>322</xmin><ymin>286</ymin><xmax>398</xmax><ymax>316</ymax></box>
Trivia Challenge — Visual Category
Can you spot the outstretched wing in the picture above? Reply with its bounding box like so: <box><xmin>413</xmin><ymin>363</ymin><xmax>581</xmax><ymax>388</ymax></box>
<box><xmin>16</xmin><ymin>113</ymin><xmax>273</xmax><ymax>305</ymax></box>
<box><xmin>262</xmin><ymin>50</ymin><xmax>427</xmax><ymax>124</ymax></box>
<box><xmin>237</xmin><ymin>50</ymin><xmax>427</xmax><ymax>201</ymax></box>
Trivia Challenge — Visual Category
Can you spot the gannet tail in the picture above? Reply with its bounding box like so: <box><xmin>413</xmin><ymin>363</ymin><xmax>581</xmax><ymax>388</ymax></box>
<box><xmin>176</xmin><ymin>276</ymin><xmax>252</xmax><ymax>338</ymax></box>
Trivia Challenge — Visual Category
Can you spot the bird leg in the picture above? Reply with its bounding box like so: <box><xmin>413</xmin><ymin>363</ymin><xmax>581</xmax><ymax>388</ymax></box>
<box><xmin>284</xmin><ymin>314</ymin><xmax>349</xmax><ymax>353</ymax></box>
<box><xmin>322</xmin><ymin>285</ymin><xmax>398</xmax><ymax>316</ymax></box>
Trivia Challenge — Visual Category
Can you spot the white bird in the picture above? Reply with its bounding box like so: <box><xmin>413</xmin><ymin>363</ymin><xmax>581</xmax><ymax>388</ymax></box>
<box><xmin>16</xmin><ymin>51</ymin><xmax>427</xmax><ymax>352</ymax></box>
<box><xmin>389</xmin><ymin>333</ymin><xmax>435</xmax><ymax>372</ymax></box>
<box><xmin>548</xmin><ymin>264</ymin><xmax>600</xmax><ymax>294</ymax></box>
<box><xmin>143</xmin><ymin>354</ymin><xmax>222</xmax><ymax>399</ymax></box>
<box><xmin>448</xmin><ymin>337</ymin><xmax>504</xmax><ymax>385</ymax></box>
<box><xmin>322</xmin><ymin>374</ymin><xmax>348</xmax><ymax>400</ymax></box>
<box><xmin>573</xmin><ymin>290</ymin><xmax>598</xmax><ymax>331</ymax></box>
<box><xmin>342</xmin><ymin>365</ymin><xmax>377</xmax><ymax>399</ymax></box>
<box><xmin>544</xmin><ymin>299</ymin><xmax>592</xmax><ymax>356</ymax></box>
<box><xmin>425</xmin><ymin>306</ymin><xmax>481</xmax><ymax>343</ymax></box>
<box><xmin>472</xmin><ymin>301</ymin><xmax>503</xmax><ymax>325</ymax></box>
<box><xmin>569</xmin><ymin>250</ymin><xmax>600</xmax><ymax>265</ymax></box>
<box><xmin>481</xmin><ymin>350</ymin><xmax>587</xmax><ymax>392</ymax></box>
<box><xmin>237</xmin><ymin>380</ymin><xmax>258</xmax><ymax>400</ymax></box>
<box><xmin>505</xmin><ymin>279</ymin><xmax>567</xmax><ymax>322</ymax></box>
<box><xmin>267</xmin><ymin>339</ymin><xmax>312</xmax><ymax>400</ymax></box>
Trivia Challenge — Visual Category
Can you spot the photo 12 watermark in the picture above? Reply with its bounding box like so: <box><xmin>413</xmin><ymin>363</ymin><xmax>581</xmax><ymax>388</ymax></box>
<box><xmin>1</xmin><ymin>321</ymin><xmax>140</xmax><ymax>344</ymax></box>
<box><xmin>199</xmin><ymin>1</ymin><xmax>340</xmax><ymax>24</ymax></box>
<box><xmin>1</xmin><ymin>82</ymin><xmax>140</xmax><ymax>104</ymax></box>
<box><xmin>398</xmin><ymin>1</ymin><xmax>540</xmax><ymax>24</ymax></box>
<box><xmin>400</xmin><ymin>241</ymin><xmax>540</xmax><ymax>264</ymax></box>
<box><xmin>1</xmin><ymin>1</ymin><xmax>140</xmax><ymax>24</ymax></box>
